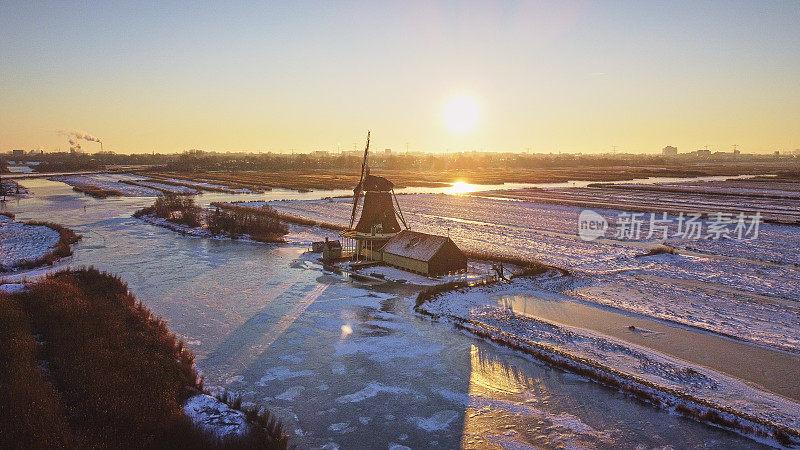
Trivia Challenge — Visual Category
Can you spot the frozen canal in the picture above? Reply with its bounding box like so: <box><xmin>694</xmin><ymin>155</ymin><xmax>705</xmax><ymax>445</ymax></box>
<box><xmin>1</xmin><ymin>178</ymin><xmax>774</xmax><ymax>448</ymax></box>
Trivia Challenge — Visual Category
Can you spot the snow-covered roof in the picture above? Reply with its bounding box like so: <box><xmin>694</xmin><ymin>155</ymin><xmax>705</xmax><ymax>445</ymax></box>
<box><xmin>381</xmin><ymin>230</ymin><xmax>451</xmax><ymax>262</ymax></box>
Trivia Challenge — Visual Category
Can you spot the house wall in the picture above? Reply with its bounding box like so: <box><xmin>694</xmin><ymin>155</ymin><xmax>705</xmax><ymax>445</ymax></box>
<box><xmin>428</xmin><ymin>241</ymin><xmax>468</xmax><ymax>276</ymax></box>
<box><xmin>382</xmin><ymin>252</ymin><xmax>429</xmax><ymax>274</ymax></box>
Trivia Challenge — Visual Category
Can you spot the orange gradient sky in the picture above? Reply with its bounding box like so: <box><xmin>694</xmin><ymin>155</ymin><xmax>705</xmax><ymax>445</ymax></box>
<box><xmin>1</xmin><ymin>1</ymin><xmax>799</xmax><ymax>154</ymax></box>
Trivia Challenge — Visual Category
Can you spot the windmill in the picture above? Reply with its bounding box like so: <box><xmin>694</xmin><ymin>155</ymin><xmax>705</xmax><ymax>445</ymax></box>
<box><xmin>342</xmin><ymin>131</ymin><xmax>408</xmax><ymax>261</ymax></box>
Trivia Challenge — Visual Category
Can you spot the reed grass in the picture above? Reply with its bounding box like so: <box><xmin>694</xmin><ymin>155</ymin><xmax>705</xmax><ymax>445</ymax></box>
<box><xmin>0</xmin><ymin>268</ymin><xmax>291</xmax><ymax>449</ymax></box>
<box><xmin>72</xmin><ymin>184</ymin><xmax>124</xmax><ymax>198</ymax></box>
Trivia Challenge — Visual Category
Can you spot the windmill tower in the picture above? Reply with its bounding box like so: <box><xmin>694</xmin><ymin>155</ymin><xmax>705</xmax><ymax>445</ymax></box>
<box><xmin>342</xmin><ymin>132</ymin><xmax>408</xmax><ymax>261</ymax></box>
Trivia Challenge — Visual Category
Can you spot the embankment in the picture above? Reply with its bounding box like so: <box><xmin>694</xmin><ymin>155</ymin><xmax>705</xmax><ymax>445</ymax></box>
<box><xmin>0</xmin><ymin>268</ymin><xmax>290</xmax><ymax>449</ymax></box>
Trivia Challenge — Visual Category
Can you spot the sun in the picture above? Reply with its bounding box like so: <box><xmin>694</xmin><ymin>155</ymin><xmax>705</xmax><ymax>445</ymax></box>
<box><xmin>442</xmin><ymin>94</ymin><xmax>480</xmax><ymax>134</ymax></box>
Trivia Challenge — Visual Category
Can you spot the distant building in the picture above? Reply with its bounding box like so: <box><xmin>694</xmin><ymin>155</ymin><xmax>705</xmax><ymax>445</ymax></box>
<box><xmin>311</xmin><ymin>150</ymin><xmax>330</xmax><ymax>157</ymax></box>
<box><xmin>662</xmin><ymin>146</ymin><xmax>678</xmax><ymax>156</ymax></box>
<box><xmin>381</xmin><ymin>230</ymin><xmax>467</xmax><ymax>276</ymax></box>
<box><xmin>385</xmin><ymin>148</ymin><xmax>391</xmax><ymax>154</ymax></box>
<box><xmin>12</xmin><ymin>149</ymin><xmax>24</xmax><ymax>157</ymax></box>
<box><xmin>695</xmin><ymin>149</ymin><xmax>711</xmax><ymax>157</ymax></box>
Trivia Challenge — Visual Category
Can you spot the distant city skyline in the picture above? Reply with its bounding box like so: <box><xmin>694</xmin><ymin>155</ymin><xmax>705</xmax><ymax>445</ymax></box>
<box><xmin>2</xmin><ymin>1</ymin><xmax>799</xmax><ymax>154</ymax></box>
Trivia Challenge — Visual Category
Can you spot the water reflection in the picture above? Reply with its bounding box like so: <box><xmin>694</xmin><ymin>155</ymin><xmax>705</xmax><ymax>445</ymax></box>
<box><xmin>444</xmin><ymin>181</ymin><xmax>477</xmax><ymax>195</ymax></box>
<box><xmin>462</xmin><ymin>345</ymin><xmax>616</xmax><ymax>448</ymax></box>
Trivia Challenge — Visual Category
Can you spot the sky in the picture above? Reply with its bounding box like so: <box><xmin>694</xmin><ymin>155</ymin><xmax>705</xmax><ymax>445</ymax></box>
<box><xmin>1</xmin><ymin>1</ymin><xmax>799</xmax><ymax>154</ymax></box>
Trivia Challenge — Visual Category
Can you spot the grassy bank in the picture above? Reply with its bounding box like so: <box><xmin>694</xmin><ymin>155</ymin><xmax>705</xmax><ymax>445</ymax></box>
<box><xmin>0</xmin><ymin>268</ymin><xmax>289</xmax><ymax>449</ymax></box>
<box><xmin>145</xmin><ymin>163</ymin><xmax>797</xmax><ymax>192</ymax></box>
<box><xmin>212</xmin><ymin>202</ymin><xmax>348</xmax><ymax>231</ymax></box>
<box><xmin>72</xmin><ymin>184</ymin><xmax>124</xmax><ymax>198</ymax></box>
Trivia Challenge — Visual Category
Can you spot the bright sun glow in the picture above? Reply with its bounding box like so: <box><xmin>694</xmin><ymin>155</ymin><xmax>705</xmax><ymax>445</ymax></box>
<box><xmin>444</xmin><ymin>181</ymin><xmax>477</xmax><ymax>195</ymax></box>
<box><xmin>442</xmin><ymin>94</ymin><xmax>480</xmax><ymax>134</ymax></box>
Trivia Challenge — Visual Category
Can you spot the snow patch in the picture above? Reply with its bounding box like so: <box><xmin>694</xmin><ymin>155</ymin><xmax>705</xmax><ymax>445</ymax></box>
<box><xmin>183</xmin><ymin>394</ymin><xmax>251</xmax><ymax>438</ymax></box>
<box><xmin>0</xmin><ymin>218</ymin><xmax>60</xmax><ymax>271</ymax></box>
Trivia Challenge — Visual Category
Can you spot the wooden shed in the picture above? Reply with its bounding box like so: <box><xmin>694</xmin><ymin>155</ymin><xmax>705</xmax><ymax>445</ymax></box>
<box><xmin>380</xmin><ymin>230</ymin><xmax>467</xmax><ymax>276</ymax></box>
<box><xmin>322</xmin><ymin>239</ymin><xmax>343</xmax><ymax>262</ymax></box>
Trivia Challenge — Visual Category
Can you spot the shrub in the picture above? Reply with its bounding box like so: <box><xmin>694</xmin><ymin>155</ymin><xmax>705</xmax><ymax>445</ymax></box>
<box><xmin>138</xmin><ymin>193</ymin><xmax>203</xmax><ymax>227</ymax></box>
<box><xmin>206</xmin><ymin>205</ymin><xmax>289</xmax><ymax>242</ymax></box>
<box><xmin>1</xmin><ymin>268</ymin><xmax>290</xmax><ymax>449</ymax></box>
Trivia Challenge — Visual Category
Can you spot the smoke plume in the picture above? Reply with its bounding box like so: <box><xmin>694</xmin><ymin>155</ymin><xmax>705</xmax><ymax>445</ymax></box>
<box><xmin>58</xmin><ymin>129</ymin><xmax>102</xmax><ymax>152</ymax></box>
<box><xmin>68</xmin><ymin>138</ymin><xmax>81</xmax><ymax>152</ymax></box>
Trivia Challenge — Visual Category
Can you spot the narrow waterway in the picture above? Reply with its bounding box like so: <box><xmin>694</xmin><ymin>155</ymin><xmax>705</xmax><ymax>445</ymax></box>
<box><xmin>0</xmin><ymin>177</ymin><xmax>774</xmax><ymax>448</ymax></box>
<box><xmin>497</xmin><ymin>292</ymin><xmax>800</xmax><ymax>402</ymax></box>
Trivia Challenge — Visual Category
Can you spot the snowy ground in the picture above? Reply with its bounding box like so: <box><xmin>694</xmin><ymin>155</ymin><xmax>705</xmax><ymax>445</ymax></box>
<box><xmin>356</xmin><ymin>263</ymin><xmax>489</xmax><ymax>286</ymax></box>
<box><xmin>1</xmin><ymin>178</ymin><xmax>29</xmax><ymax>197</ymax></box>
<box><xmin>152</xmin><ymin>177</ymin><xmax>254</xmax><ymax>194</ymax></box>
<box><xmin>0</xmin><ymin>214</ymin><xmax>60</xmax><ymax>271</ymax></box>
<box><xmin>419</xmin><ymin>276</ymin><xmax>800</xmax><ymax>443</ymax></box>
<box><xmin>183</xmin><ymin>394</ymin><xmax>252</xmax><ymax>438</ymax></box>
<box><xmin>6</xmin><ymin>162</ymin><xmax>36</xmax><ymax>173</ymax></box>
<box><xmin>124</xmin><ymin>179</ymin><xmax>200</xmax><ymax>194</ymax></box>
<box><xmin>489</xmin><ymin>183</ymin><xmax>800</xmax><ymax>224</ymax></box>
<box><xmin>0</xmin><ymin>282</ymin><xmax>27</xmax><ymax>294</ymax></box>
<box><xmin>250</xmin><ymin>191</ymin><xmax>800</xmax><ymax>354</ymax></box>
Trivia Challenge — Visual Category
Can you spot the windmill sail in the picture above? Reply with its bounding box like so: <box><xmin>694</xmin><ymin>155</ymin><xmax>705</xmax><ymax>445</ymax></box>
<box><xmin>349</xmin><ymin>131</ymin><xmax>370</xmax><ymax>230</ymax></box>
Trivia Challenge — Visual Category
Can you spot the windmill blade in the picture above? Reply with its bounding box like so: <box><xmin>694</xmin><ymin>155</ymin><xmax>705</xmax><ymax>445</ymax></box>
<box><xmin>392</xmin><ymin>188</ymin><xmax>409</xmax><ymax>230</ymax></box>
<box><xmin>349</xmin><ymin>131</ymin><xmax>370</xmax><ymax>229</ymax></box>
<box><xmin>349</xmin><ymin>189</ymin><xmax>361</xmax><ymax>230</ymax></box>
<box><xmin>360</xmin><ymin>131</ymin><xmax>370</xmax><ymax>182</ymax></box>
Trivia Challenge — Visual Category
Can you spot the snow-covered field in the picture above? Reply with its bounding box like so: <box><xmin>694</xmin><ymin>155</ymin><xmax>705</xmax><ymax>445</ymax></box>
<box><xmin>0</xmin><ymin>214</ymin><xmax>60</xmax><ymax>271</ymax></box>
<box><xmin>152</xmin><ymin>177</ymin><xmax>254</xmax><ymax>193</ymax></box>
<box><xmin>125</xmin><ymin>179</ymin><xmax>199</xmax><ymax>194</ymax></box>
<box><xmin>49</xmin><ymin>173</ymin><xmax>162</xmax><ymax>196</ymax></box>
<box><xmin>235</xmin><ymin>187</ymin><xmax>800</xmax><ymax>354</ymax></box>
<box><xmin>489</xmin><ymin>183</ymin><xmax>800</xmax><ymax>223</ymax></box>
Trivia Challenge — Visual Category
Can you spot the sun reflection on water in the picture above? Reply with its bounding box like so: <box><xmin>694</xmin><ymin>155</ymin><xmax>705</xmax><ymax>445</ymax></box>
<box><xmin>444</xmin><ymin>181</ymin><xmax>478</xmax><ymax>195</ymax></box>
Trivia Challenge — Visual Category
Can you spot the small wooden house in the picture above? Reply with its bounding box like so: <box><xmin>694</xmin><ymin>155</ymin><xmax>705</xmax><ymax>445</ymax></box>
<box><xmin>381</xmin><ymin>230</ymin><xmax>467</xmax><ymax>276</ymax></box>
<box><xmin>322</xmin><ymin>239</ymin><xmax>343</xmax><ymax>262</ymax></box>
